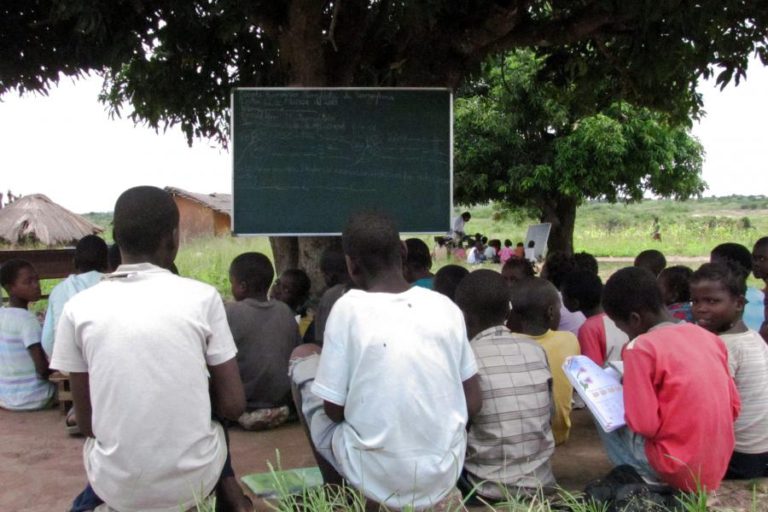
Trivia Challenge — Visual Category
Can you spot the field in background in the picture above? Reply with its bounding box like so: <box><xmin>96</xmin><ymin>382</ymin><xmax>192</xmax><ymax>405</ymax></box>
<box><xmin>77</xmin><ymin>195</ymin><xmax>768</xmax><ymax>298</ymax></box>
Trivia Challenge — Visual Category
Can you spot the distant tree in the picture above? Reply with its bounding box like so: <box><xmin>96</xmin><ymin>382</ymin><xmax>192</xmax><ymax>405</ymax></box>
<box><xmin>0</xmin><ymin>1</ymin><xmax>762</xmax><ymax>274</ymax></box>
<box><xmin>454</xmin><ymin>51</ymin><xmax>706</xmax><ymax>254</ymax></box>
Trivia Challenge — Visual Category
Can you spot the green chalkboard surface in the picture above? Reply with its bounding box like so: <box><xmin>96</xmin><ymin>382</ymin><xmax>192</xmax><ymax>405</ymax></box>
<box><xmin>231</xmin><ymin>88</ymin><xmax>452</xmax><ymax>235</ymax></box>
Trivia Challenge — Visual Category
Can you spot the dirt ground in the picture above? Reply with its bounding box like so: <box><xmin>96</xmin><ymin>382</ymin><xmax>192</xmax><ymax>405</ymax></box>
<box><xmin>2</xmin><ymin>407</ymin><xmax>764</xmax><ymax>511</ymax></box>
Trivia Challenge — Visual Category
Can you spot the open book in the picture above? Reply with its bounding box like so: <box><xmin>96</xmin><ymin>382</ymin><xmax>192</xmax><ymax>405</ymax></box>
<box><xmin>563</xmin><ymin>355</ymin><xmax>626</xmax><ymax>432</ymax></box>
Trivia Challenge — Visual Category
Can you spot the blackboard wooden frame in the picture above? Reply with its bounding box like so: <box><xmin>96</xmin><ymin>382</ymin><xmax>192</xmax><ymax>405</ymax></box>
<box><xmin>231</xmin><ymin>87</ymin><xmax>453</xmax><ymax>236</ymax></box>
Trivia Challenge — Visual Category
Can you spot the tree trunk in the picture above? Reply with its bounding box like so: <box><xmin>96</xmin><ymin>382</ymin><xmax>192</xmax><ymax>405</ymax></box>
<box><xmin>540</xmin><ymin>197</ymin><xmax>577</xmax><ymax>255</ymax></box>
<box><xmin>269</xmin><ymin>237</ymin><xmax>300</xmax><ymax>274</ymax></box>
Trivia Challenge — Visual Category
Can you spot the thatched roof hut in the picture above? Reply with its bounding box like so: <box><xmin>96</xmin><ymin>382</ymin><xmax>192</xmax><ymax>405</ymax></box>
<box><xmin>0</xmin><ymin>194</ymin><xmax>104</xmax><ymax>247</ymax></box>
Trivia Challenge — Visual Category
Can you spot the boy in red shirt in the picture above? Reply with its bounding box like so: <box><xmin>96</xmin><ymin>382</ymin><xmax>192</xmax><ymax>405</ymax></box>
<box><xmin>600</xmin><ymin>267</ymin><xmax>740</xmax><ymax>492</ymax></box>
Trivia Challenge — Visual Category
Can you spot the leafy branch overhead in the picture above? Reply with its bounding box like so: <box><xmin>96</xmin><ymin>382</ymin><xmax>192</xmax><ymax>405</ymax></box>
<box><xmin>2</xmin><ymin>1</ymin><xmax>767</xmax><ymax>145</ymax></box>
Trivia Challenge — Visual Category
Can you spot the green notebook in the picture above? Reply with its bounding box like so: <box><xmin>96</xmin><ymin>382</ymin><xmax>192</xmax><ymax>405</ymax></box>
<box><xmin>241</xmin><ymin>467</ymin><xmax>323</xmax><ymax>498</ymax></box>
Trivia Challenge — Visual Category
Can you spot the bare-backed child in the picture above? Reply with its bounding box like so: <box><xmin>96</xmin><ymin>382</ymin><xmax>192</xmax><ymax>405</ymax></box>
<box><xmin>600</xmin><ymin>267</ymin><xmax>739</xmax><ymax>492</ymax></box>
<box><xmin>226</xmin><ymin>252</ymin><xmax>300</xmax><ymax>431</ymax></box>
<box><xmin>690</xmin><ymin>262</ymin><xmax>768</xmax><ymax>479</ymax></box>
<box><xmin>288</xmin><ymin>211</ymin><xmax>481</xmax><ymax>509</ymax></box>
<box><xmin>561</xmin><ymin>270</ymin><xmax>627</xmax><ymax>367</ymax></box>
<box><xmin>657</xmin><ymin>265</ymin><xmax>694</xmax><ymax>323</ymax></box>
<box><xmin>507</xmin><ymin>277</ymin><xmax>580</xmax><ymax>445</ymax></box>
<box><xmin>0</xmin><ymin>259</ymin><xmax>55</xmax><ymax>411</ymax></box>
<box><xmin>455</xmin><ymin>270</ymin><xmax>556</xmax><ymax>501</ymax></box>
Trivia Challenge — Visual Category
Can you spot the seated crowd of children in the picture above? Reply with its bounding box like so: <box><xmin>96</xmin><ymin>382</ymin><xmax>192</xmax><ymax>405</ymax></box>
<box><xmin>1</xmin><ymin>191</ymin><xmax>767</xmax><ymax>511</ymax></box>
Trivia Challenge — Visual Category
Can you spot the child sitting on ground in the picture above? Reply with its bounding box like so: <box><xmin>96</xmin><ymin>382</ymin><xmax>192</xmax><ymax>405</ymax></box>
<box><xmin>313</xmin><ymin>247</ymin><xmax>352</xmax><ymax>346</ymax></box>
<box><xmin>404</xmin><ymin>238</ymin><xmax>435</xmax><ymax>289</ymax></box>
<box><xmin>433</xmin><ymin>264</ymin><xmax>469</xmax><ymax>303</ymax></box>
<box><xmin>561</xmin><ymin>270</ymin><xmax>627</xmax><ymax>367</ymax></box>
<box><xmin>753</xmin><ymin>237</ymin><xmax>768</xmax><ymax>341</ymax></box>
<box><xmin>540</xmin><ymin>253</ymin><xmax>586</xmax><ymax>336</ymax></box>
<box><xmin>633</xmin><ymin>249</ymin><xmax>667</xmax><ymax>277</ymax></box>
<box><xmin>499</xmin><ymin>239</ymin><xmax>514</xmax><ymax>264</ymax></box>
<box><xmin>600</xmin><ymin>267</ymin><xmax>739</xmax><ymax>492</ymax></box>
<box><xmin>657</xmin><ymin>265</ymin><xmax>694</xmax><ymax>323</ymax></box>
<box><xmin>456</xmin><ymin>270</ymin><xmax>556</xmax><ymax>500</ymax></box>
<box><xmin>501</xmin><ymin>257</ymin><xmax>536</xmax><ymax>289</ymax></box>
<box><xmin>508</xmin><ymin>277</ymin><xmax>580</xmax><ymax>445</ymax></box>
<box><xmin>467</xmin><ymin>240</ymin><xmax>485</xmax><ymax>265</ymax></box>
<box><xmin>690</xmin><ymin>263</ymin><xmax>768</xmax><ymax>479</ymax></box>
<box><xmin>288</xmin><ymin>211</ymin><xmax>481</xmax><ymax>509</ymax></box>
<box><xmin>271</xmin><ymin>268</ymin><xmax>313</xmax><ymax>337</ymax></box>
<box><xmin>225</xmin><ymin>252</ymin><xmax>301</xmax><ymax>430</ymax></box>
<box><xmin>0</xmin><ymin>259</ymin><xmax>55</xmax><ymax>411</ymax></box>
<box><xmin>711</xmin><ymin>242</ymin><xmax>765</xmax><ymax>332</ymax></box>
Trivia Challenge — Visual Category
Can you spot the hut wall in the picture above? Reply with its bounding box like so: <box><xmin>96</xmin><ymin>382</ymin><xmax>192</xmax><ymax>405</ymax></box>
<box><xmin>213</xmin><ymin>212</ymin><xmax>231</xmax><ymax>237</ymax></box>
<box><xmin>175</xmin><ymin>196</ymin><xmax>215</xmax><ymax>241</ymax></box>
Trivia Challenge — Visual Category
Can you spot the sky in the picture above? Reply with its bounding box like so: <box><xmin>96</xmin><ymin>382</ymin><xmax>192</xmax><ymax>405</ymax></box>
<box><xmin>1</xmin><ymin>61</ymin><xmax>767</xmax><ymax>214</ymax></box>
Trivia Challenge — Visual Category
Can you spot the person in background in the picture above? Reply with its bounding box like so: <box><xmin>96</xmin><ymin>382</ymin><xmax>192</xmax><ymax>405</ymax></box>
<box><xmin>432</xmin><ymin>237</ymin><xmax>449</xmax><ymax>262</ymax></box>
<box><xmin>657</xmin><ymin>265</ymin><xmax>694</xmax><ymax>323</ymax></box>
<box><xmin>501</xmin><ymin>257</ymin><xmax>536</xmax><ymax>289</ymax></box>
<box><xmin>456</xmin><ymin>270</ymin><xmax>556</xmax><ymax>500</ymax></box>
<box><xmin>573</xmin><ymin>251</ymin><xmax>599</xmax><ymax>275</ymax></box>
<box><xmin>514</xmin><ymin>242</ymin><xmax>525</xmax><ymax>259</ymax></box>
<box><xmin>540</xmin><ymin>252</ymin><xmax>586</xmax><ymax>336</ymax></box>
<box><xmin>404</xmin><ymin>238</ymin><xmax>435</xmax><ymax>289</ymax></box>
<box><xmin>452</xmin><ymin>211</ymin><xmax>471</xmax><ymax>245</ymax></box>
<box><xmin>288</xmin><ymin>211</ymin><xmax>481</xmax><ymax>509</ymax></box>
<box><xmin>561</xmin><ymin>270</ymin><xmax>627</xmax><ymax>367</ymax></box>
<box><xmin>690</xmin><ymin>262</ymin><xmax>768</xmax><ymax>479</ymax></box>
<box><xmin>711</xmin><ymin>242</ymin><xmax>765</xmax><ymax>333</ymax></box>
<box><xmin>433</xmin><ymin>265</ymin><xmax>469</xmax><ymax>303</ymax></box>
<box><xmin>271</xmin><ymin>268</ymin><xmax>313</xmax><ymax>337</ymax></box>
<box><xmin>42</xmin><ymin>235</ymin><xmax>109</xmax><ymax>358</ymax></box>
<box><xmin>600</xmin><ymin>267</ymin><xmax>739</xmax><ymax>492</ymax></box>
<box><xmin>507</xmin><ymin>277</ymin><xmax>580</xmax><ymax>445</ymax></box>
<box><xmin>467</xmin><ymin>240</ymin><xmax>486</xmax><ymax>265</ymax></box>
<box><xmin>499</xmin><ymin>239</ymin><xmax>515</xmax><ymax>264</ymax></box>
<box><xmin>313</xmin><ymin>247</ymin><xmax>352</xmax><ymax>346</ymax></box>
<box><xmin>0</xmin><ymin>259</ymin><xmax>55</xmax><ymax>411</ymax></box>
<box><xmin>752</xmin><ymin>237</ymin><xmax>768</xmax><ymax>341</ymax></box>
<box><xmin>484</xmin><ymin>239</ymin><xmax>500</xmax><ymax>263</ymax></box>
<box><xmin>633</xmin><ymin>249</ymin><xmax>667</xmax><ymax>277</ymax></box>
<box><xmin>225</xmin><ymin>252</ymin><xmax>300</xmax><ymax>431</ymax></box>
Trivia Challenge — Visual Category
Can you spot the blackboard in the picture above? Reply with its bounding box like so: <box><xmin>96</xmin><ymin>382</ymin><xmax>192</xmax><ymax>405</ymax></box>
<box><xmin>231</xmin><ymin>88</ymin><xmax>452</xmax><ymax>235</ymax></box>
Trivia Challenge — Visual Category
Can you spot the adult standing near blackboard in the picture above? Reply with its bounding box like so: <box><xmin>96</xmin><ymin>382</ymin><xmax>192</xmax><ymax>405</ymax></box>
<box><xmin>452</xmin><ymin>212</ymin><xmax>471</xmax><ymax>245</ymax></box>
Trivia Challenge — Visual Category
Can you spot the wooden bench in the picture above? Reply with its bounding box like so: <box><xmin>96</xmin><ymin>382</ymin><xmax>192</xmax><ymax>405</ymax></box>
<box><xmin>48</xmin><ymin>372</ymin><xmax>72</xmax><ymax>414</ymax></box>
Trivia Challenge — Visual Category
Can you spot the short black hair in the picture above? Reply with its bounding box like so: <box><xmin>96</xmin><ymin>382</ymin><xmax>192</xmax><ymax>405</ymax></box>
<box><xmin>113</xmin><ymin>186</ymin><xmax>179</xmax><ymax>255</ymax></box>
<box><xmin>230</xmin><ymin>252</ymin><xmax>274</xmax><ymax>293</ymax></box>
<box><xmin>573</xmin><ymin>251</ymin><xmax>599</xmax><ymax>275</ymax></box>
<box><xmin>690</xmin><ymin>262</ymin><xmax>746</xmax><ymax>298</ymax></box>
<box><xmin>541</xmin><ymin>252</ymin><xmax>577</xmax><ymax>288</ymax></box>
<box><xmin>509</xmin><ymin>277</ymin><xmax>560</xmax><ymax>324</ymax></box>
<box><xmin>634</xmin><ymin>249</ymin><xmax>667</xmax><ymax>276</ymax></box>
<box><xmin>561</xmin><ymin>270</ymin><xmax>603</xmax><ymax>312</ymax></box>
<box><xmin>455</xmin><ymin>269</ymin><xmax>510</xmax><ymax>325</ymax></box>
<box><xmin>504</xmin><ymin>239</ymin><xmax>512</xmax><ymax>247</ymax></box>
<box><xmin>658</xmin><ymin>265</ymin><xmax>693</xmax><ymax>303</ymax></box>
<box><xmin>405</xmin><ymin>238</ymin><xmax>432</xmax><ymax>271</ymax></box>
<box><xmin>319</xmin><ymin>247</ymin><xmax>348</xmax><ymax>286</ymax></box>
<box><xmin>603</xmin><ymin>267</ymin><xmax>664</xmax><ymax>322</ymax></box>
<box><xmin>108</xmin><ymin>243</ymin><xmax>122</xmax><ymax>271</ymax></box>
<box><xmin>281</xmin><ymin>268</ymin><xmax>312</xmax><ymax>299</ymax></box>
<box><xmin>755</xmin><ymin>237</ymin><xmax>768</xmax><ymax>250</ymax></box>
<box><xmin>74</xmin><ymin>235</ymin><xmax>108</xmax><ymax>272</ymax></box>
<box><xmin>502</xmin><ymin>257</ymin><xmax>536</xmax><ymax>278</ymax></box>
<box><xmin>342</xmin><ymin>211</ymin><xmax>402</xmax><ymax>276</ymax></box>
<box><xmin>433</xmin><ymin>264</ymin><xmax>469</xmax><ymax>302</ymax></box>
<box><xmin>461</xmin><ymin>212</ymin><xmax>471</xmax><ymax>221</ymax></box>
<box><xmin>0</xmin><ymin>259</ymin><xmax>33</xmax><ymax>289</ymax></box>
<box><xmin>711</xmin><ymin>242</ymin><xmax>752</xmax><ymax>279</ymax></box>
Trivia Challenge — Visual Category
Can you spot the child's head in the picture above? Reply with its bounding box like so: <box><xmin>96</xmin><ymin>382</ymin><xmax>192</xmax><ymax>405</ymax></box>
<box><xmin>753</xmin><ymin>237</ymin><xmax>768</xmax><ymax>281</ymax></box>
<box><xmin>113</xmin><ymin>186</ymin><xmax>179</xmax><ymax>268</ymax></box>
<box><xmin>0</xmin><ymin>259</ymin><xmax>41</xmax><ymax>303</ymax></box>
<box><xmin>540</xmin><ymin>252</ymin><xmax>576</xmax><ymax>289</ymax></box>
<box><xmin>433</xmin><ymin>264</ymin><xmax>469</xmax><ymax>302</ymax></box>
<box><xmin>516</xmin><ymin>242</ymin><xmax>524</xmax><ymax>248</ymax></box>
<box><xmin>74</xmin><ymin>235</ymin><xmax>109</xmax><ymax>273</ymax></box>
<box><xmin>602</xmin><ymin>267</ymin><xmax>666</xmax><ymax>339</ymax></box>
<box><xmin>342</xmin><ymin>211</ymin><xmax>403</xmax><ymax>288</ymax></box>
<box><xmin>501</xmin><ymin>257</ymin><xmax>536</xmax><ymax>288</ymax></box>
<box><xmin>319</xmin><ymin>247</ymin><xmax>350</xmax><ymax>288</ymax></box>
<box><xmin>527</xmin><ymin>240</ymin><xmax>535</xmax><ymax>248</ymax></box>
<box><xmin>657</xmin><ymin>265</ymin><xmax>693</xmax><ymax>305</ymax></box>
<box><xmin>481</xmin><ymin>236</ymin><xmax>488</xmax><ymax>245</ymax></box>
<box><xmin>489</xmin><ymin>239</ymin><xmax>501</xmax><ymax>251</ymax></box>
<box><xmin>690</xmin><ymin>262</ymin><xmax>746</xmax><ymax>333</ymax></box>
<box><xmin>634</xmin><ymin>249</ymin><xmax>667</xmax><ymax>277</ymax></box>
<box><xmin>560</xmin><ymin>270</ymin><xmax>603</xmax><ymax>315</ymax></box>
<box><xmin>271</xmin><ymin>268</ymin><xmax>311</xmax><ymax>312</ymax></box>
<box><xmin>504</xmin><ymin>239</ymin><xmax>512</xmax><ymax>248</ymax></box>
<box><xmin>508</xmin><ymin>277</ymin><xmax>561</xmax><ymax>333</ymax></box>
<box><xmin>573</xmin><ymin>251</ymin><xmax>598</xmax><ymax>275</ymax></box>
<box><xmin>403</xmin><ymin>238</ymin><xmax>432</xmax><ymax>282</ymax></box>
<box><xmin>710</xmin><ymin>242</ymin><xmax>752</xmax><ymax>281</ymax></box>
<box><xmin>229</xmin><ymin>252</ymin><xmax>274</xmax><ymax>301</ymax></box>
<box><xmin>461</xmin><ymin>212</ymin><xmax>471</xmax><ymax>222</ymax></box>
<box><xmin>455</xmin><ymin>269</ymin><xmax>510</xmax><ymax>337</ymax></box>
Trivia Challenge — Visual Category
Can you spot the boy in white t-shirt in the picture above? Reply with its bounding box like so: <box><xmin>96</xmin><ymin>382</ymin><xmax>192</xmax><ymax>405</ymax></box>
<box><xmin>51</xmin><ymin>187</ymin><xmax>251</xmax><ymax>512</ymax></box>
<box><xmin>289</xmin><ymin>211</ymin><xmax>481</xmax><ymax>509</ymax></box>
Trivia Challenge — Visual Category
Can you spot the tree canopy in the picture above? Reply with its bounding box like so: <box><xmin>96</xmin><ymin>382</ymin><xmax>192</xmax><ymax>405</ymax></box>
<box><xmin>454</xmin><ymin>51</ymin><xmax>706</xmax><ymax>253</ymax></box>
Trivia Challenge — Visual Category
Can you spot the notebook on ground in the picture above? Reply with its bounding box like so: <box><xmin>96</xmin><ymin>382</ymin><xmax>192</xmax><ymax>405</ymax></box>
<box><xmin>563</xmin><ymin>355</ymin><xmax>626</xmax><ymax>432</ymax></box>
<box><xmin>241</xmin><ymin>467</ymin><xmax>323</xmax><ymax>498</ymax></box>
